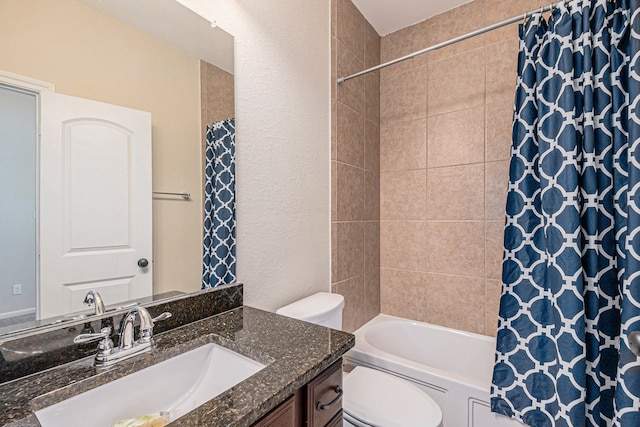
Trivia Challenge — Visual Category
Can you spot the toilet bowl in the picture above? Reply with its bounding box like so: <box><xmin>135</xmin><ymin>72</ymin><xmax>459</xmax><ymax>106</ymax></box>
<box><xmin>342</xmin><ymin>366</ymin><xmax>443</xmax><ymax>427</ymax></box>
<box><xmin>276</xmin><ymin>293</ymin><xmax>443</xmax><ymax>427</ymax></box>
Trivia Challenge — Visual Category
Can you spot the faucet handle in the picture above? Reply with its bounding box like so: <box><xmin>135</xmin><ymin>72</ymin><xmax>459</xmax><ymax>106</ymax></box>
<box><xmin>152</xmin><ymin>312</ymin><xmax>172</xmax><ymax>324</ymax></box>
<box><xmin>74</xmin><ymin>327</ymin><xmax>115</xmax><ymax>364</ymax></box>
<box><xmin>137</xmin><ymin>312</ymin><xmax>171</xmax><ymax>343</ymax></box>
<box><xmin>74</xmin><ymin>326</ymin><xmax>112</xmax><ymax>344</ymax></box>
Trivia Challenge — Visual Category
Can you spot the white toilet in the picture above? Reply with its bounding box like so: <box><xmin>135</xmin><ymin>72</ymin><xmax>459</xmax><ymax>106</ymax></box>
<box><xmin>276</xmin><ymin>292</ymin><xmax>443</xmax><ymax>427</ymax></box>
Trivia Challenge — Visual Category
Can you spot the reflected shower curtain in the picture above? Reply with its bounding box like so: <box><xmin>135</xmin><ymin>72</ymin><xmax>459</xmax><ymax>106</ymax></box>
<box><xmin>491</xmin><ymin>1</ymin><xmax>640</xmax><ymax>426</ymax></box>
<box><xmin>202</xmin><ymin>118</ymin><xmax>236</xmax><ymax>289</ymax></box>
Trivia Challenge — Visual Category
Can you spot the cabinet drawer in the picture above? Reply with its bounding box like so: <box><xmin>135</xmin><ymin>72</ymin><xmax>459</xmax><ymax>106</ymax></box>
<box><xmin>252</xmin><ymin>392</ymin><xmax>303</xmax><ymax>427</ymax></box>
<box><xmin>326</xmin><ymin>410</ymin><xmax>343</xmax><ymax>427</ymax></box>
<box><xmin>306</xmin><ymin>359</ymin><xmax>343</xmax><ymax>427</ymax></box>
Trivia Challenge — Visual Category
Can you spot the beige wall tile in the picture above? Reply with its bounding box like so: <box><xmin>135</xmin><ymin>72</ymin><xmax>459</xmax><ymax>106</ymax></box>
<box><xmin>486</xmin><ymin>38</ymin><xmax>519</xmax><ymax>106</ymax></box>
<box><xmin>381</xmin><ymin>65</ymin><xmax>427</xmax><ymax>124</ymax></box>
<box><xmin>485</xmin><ymin>220</ymin><xmax>504</xmax><ymax>280</ymax></box>
<box><xmin>365</xmin><ymin>221</ymin><xmax>381</xmax><ymax>320</ymax></box>
<box><xmin>381</xmin><ymin>20</ymin><xmax>430</xmax><ymax>75</ymax></box>
<box><xmin>486</xmin><ymin>101</ymin><xmax>513</xmax><ymax>162</ymax></box>
<box><xmin>202</xmin><ymin>61</ymin><xmax>235</xmax><ymax>127</ymax></box>
<box><xmin>485</xmin><ymin>160</ymin><xmax>509</xmax><ymax>220</ymax></box>
<box><xmin>428</xmin><ymin>106</ymin><xmax>485</xmax><ymax>168</ymax></box>
<box><xmin>337</xmin><ymin>102</ymin><xmax>364</xmax><ymax>168</ymax></box>
<box><xmin>428</xmin><ymin>49</ymin><xmax>485</xmax><ymax>116</ymax></box>
<box><xmin>427</xmin><ymin>164</ymin><xmax>485</xmax><ymax>220</ymax></box>
<box><xmin>427</xmin><ymin>0</ymin><xmax>486</xmax><ymax>62</ymax></box>
<box><xmin>365</xmin><ymin>21</ymin><xmax>381</xmax><ymax>69</ymax></box>
<box><xmin>365</xmin><ymin>120</ymin><xmax>380</xmax><ymax>173</ymax></box>
<box><xmin>365</xmin><ymin>221</ymin><xmax>381</xmax><ymax>277</ymax></box>
<box><xmin>485</xmin><ymin>0</ymin><xmax>550</xmax><ymax>43</ymax></box>
<box><xmin>334</xmin><ymin>221</ymin><xmax>365</xmax><ymax>282</ymax></box>
<box><xmin>365</xmin><ymin>72</ymin><xmax>381</xmax><ymax>124</ymax></box>
<box><xmin>486</xmin><ymin>0</ymin><xmax>550</xmax><ymax>21</ymax></box>
<box><xmin>200</xmin><ymin>64</ymin><xmax>207</xmax><ymax>147</ymax></box>
<box><xmin>380</xmin><ymin>268</ymin><xmax>427</xmax><ymax>321</ymax></box>
<box><xmin>381</xmin><ymin>220</ymin><xmax>427</xmax><ymax>271</ymax></box>
<box><xmin>337</xmin><ymin>39</ymin><xmax>365</xmax><ymax>114</ymax></box>
<box><xmin>331</xmin><ymin>223</ymin><xmax>338</xmax><ymax>281</ymax></box>
<box><xmin>331</xmin><ymin>36</ymin><xmax>337</xmax><ymax>103</ymax></box>
<box><xmin>365</xmin><ymin>271</ymin><xmax>381</xmax><ymax>322</ymax></box>
<box><xmin>339</xmin><ymin>0</ymin><xmax>538</xmax><ymax>337</ymax></box>
<box><xmin>333</xmin><ymin>0</ymin><xmax>379</xmax><ymax>331</ymax></box>
<box><xmin>337</xmin><ymin>0</ymin><xmax>365</xmax><ymax>61</ymax></box>
<box><xmin>333</xmin><ymin>0</ymin><xmax>379</xmax><ymax>333</ymax></box>
<box><xmin>426</xmin><ymin>221</ymin><xmax>485</xmax><ymax>277</ymax></box>
<box><xmin>337</xmin><ymin>162</ymin><xmax>364</xmax><ymax>221</ymax></box>
<box><xmin>380</xmin><ymin>118</ymin><xmax>427</xmax><ymax>172</ymax></box>
<box><xmin>331</xmin><ymin>98</ymin><xmax>337</xmax><ymax>160</ymax></box>
<box><xmin>331</xmin><ymin>161</ymin><xmax>337</xmax><ymax>222</ymax></box>
<box><xmin>485</xmin><ymin>279</ymin><xmax>502</xmax><ymax>337</ymax></box>
<box><xmin>381</xmin><ymin>170</ymin><xmax>427</xmax><ymax>220</ymax></box>
<box><xmin>426</xmin><ymin>273</ymin><xmax>485</xmax><ymax>334</ymax></box>
<box><xmin>332</xmin><ymin>275</ymin><xmax>366</xmax><ymax>332</ymax></box>
<box><xmin>364</xmin><ymin>171</ymin><xmax>380</xmax><ymax>221</ymax></box>
<box><xmin>486</xmin><ymin>22</ymin><xmax>519</xmax><ymax>46</ymax></box>
<box><xmin>332</xmin><ymin>0</ymin><xmax>337</xmax><ymax>38</ymax></box>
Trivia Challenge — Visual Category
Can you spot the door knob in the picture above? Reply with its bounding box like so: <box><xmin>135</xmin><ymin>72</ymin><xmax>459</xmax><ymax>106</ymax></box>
<box><xmin>137</xmin><ymin>258</ymin><xmax>149</xmax><ymax>268</ymax></box>
<box><xmin>630</xmin><ymin>331</ymin><xmax>640</xmax><ymax>357</ymax></box>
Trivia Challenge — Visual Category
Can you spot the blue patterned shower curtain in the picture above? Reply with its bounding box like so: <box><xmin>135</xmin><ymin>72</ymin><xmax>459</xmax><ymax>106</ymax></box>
<box><xmin>491</xmin><ymin>1</ymin><xmax>640</xmax><ymax>426</ymax></box>
<box><xmin>202</xmin><ymin>118</ymin><xmax>236</xmax><ymax>289</ymax></box>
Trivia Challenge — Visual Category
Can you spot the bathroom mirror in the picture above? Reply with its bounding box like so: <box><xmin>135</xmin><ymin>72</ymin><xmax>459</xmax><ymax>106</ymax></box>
<box><xmin>0</xmin><ymin>0</ymin><xmax>235</xmax><ymax>336</ymax></box>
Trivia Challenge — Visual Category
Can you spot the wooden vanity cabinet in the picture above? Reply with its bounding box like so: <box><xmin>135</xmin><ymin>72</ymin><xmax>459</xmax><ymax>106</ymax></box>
<box><xmin>252</xmin><ymin>358</ymin><xmax>343</xmax><ymax>427</ymax></box>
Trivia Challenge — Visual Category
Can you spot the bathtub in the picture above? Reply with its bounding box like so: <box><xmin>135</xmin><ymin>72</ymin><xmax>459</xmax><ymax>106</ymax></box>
<box><xmin>344</xmin><ymin>314</ymin><xmax>524</xmax><ymax>427</ymax></box>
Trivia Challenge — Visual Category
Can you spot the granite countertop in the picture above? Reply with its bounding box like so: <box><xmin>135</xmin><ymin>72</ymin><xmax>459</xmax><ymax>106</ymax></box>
<box><xmin>0</xmin><ymin>306</ymin><xmax>355</xmax><ymax>427</ymax></box>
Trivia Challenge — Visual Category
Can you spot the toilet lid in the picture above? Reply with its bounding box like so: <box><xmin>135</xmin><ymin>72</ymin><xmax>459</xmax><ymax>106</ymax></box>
<box><xmin>343</xmin><ymin>367</ymin><xmax>443</xmax><ymax>427</ymax></box>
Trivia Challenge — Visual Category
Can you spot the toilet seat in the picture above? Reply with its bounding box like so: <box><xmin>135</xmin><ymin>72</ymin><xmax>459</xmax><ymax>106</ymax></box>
<box><xmin>342</xmin><ymin>367</ymin><xmax>443</xmax><ymax>427</ymax></box>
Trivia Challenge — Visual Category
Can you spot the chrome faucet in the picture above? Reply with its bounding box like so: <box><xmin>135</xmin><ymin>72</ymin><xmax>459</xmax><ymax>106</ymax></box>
<box><xmin>83</xmin><ymin>291</ymin><xmax>106</xmax><ymax>315</ymax></box>
<box><xmin>74</xmin><ymin>306</ymin><xmax>171</xmax><ymax>367</ymax></box>
<box><xmin>119</xmin><ymin>306</ymin><xmax>172</xmax><ymax>348</ymax></box>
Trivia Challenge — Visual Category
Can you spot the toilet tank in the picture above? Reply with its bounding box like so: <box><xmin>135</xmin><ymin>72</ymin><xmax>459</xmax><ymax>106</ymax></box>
<box><xmin>276</xmin><ymin>292</ymin><xmax>345</xmax><ymax>330</ymax></box>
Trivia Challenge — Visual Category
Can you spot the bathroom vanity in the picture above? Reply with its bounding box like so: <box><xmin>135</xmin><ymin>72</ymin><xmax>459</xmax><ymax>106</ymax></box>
<box><xmin>0</xmin><ymin>284</ymin><xmax>354</xmax><ymax>426</ymax></box>
<box><xmin>253</xmin><ymin>358</ymin><xmax>343</xmax><ymax>427</ymax></box>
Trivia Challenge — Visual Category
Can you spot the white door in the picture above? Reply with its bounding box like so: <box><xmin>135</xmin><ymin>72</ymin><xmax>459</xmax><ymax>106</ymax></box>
<box><xmin>39</xmin><ymin>92</ymin><xmax>152</xmax><ymax>319</ymax></box>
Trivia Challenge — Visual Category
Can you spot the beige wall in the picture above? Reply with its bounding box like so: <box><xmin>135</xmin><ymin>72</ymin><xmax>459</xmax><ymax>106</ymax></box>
<box><xmin>0</xmin><ymin>0</ymin><xmax>203</xmax><ymax>295</ymax></box>
<box><xmin>378</xmin><ymin>0</ymin><xmax>550</xmax><ymax>336</ymax></box>
<box><xmin>331</xmin><ymin>0</ymin><xmax>381</xmax><ymax>333</ymax></box>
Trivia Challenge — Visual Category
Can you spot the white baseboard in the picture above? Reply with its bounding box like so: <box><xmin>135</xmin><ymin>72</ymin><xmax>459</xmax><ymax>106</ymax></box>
<box><xmin>0</xmin><ymin>307</ymin><xmax>36</xmax><ymax>320</ymax></box>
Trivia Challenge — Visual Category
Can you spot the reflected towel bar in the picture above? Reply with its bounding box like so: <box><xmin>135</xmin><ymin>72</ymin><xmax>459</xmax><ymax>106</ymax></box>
<box><xmin>153</xmin><ymin>191</ymin><xmax>191</xmax><ymax>199</ymax></box>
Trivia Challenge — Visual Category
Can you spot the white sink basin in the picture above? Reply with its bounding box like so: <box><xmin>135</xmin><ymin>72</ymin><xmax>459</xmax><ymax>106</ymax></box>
<box><xmin>35</xmin><ymin>343</ymin><xmax>265</xmax><ymax>427</ymax></box>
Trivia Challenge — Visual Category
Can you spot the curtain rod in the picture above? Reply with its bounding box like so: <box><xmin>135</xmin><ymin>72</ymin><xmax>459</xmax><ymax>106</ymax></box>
<box><xmin>153</xmin><ymin>191</ymin><xmax>191</xmax><ymax>199</ymax></box>
<box><xmin>337</xmin><ymin>1</ymin><xmax>566</xmax><ymax>84</ymax></box>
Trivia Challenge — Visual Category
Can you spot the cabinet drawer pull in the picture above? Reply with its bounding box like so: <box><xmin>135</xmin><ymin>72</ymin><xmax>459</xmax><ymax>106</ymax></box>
<box><xmin>316</xmin><ymin>385</ymin><xmax>343</xmax><ymax>410</ymax></box>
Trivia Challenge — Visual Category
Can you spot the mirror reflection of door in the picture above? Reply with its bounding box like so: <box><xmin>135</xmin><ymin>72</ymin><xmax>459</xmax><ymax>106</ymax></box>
<box><xmin>0</xmin><ymin>84</ymin><xmax>154</xmax><ymax>322</ymax></box>
<box><xmin>39</xmin><ymin>92</ymin><xmax>153</xmax><ymax>319</ymax></box>
<box><xmin>0</xmin><ymin>85</ymin><xmax>37</xmax><ymax>327</ymax></box>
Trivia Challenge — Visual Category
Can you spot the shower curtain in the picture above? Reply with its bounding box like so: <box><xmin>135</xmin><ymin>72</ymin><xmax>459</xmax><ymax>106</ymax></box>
<box><xmin>491</xmin><ymin>1</ymin><xmax>640</xmax><ymax>426</ymax></box>
<box><xmin>202</xmin><ymin>118</ymin><xmax>236</xmax><ymax>289</ymax></box>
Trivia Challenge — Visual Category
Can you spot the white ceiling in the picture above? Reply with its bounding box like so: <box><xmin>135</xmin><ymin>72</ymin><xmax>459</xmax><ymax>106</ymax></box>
<box><xmin>352</xmin><ymin>0</ymin><xmax>473</xmax><ymax>36</ymax></box>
